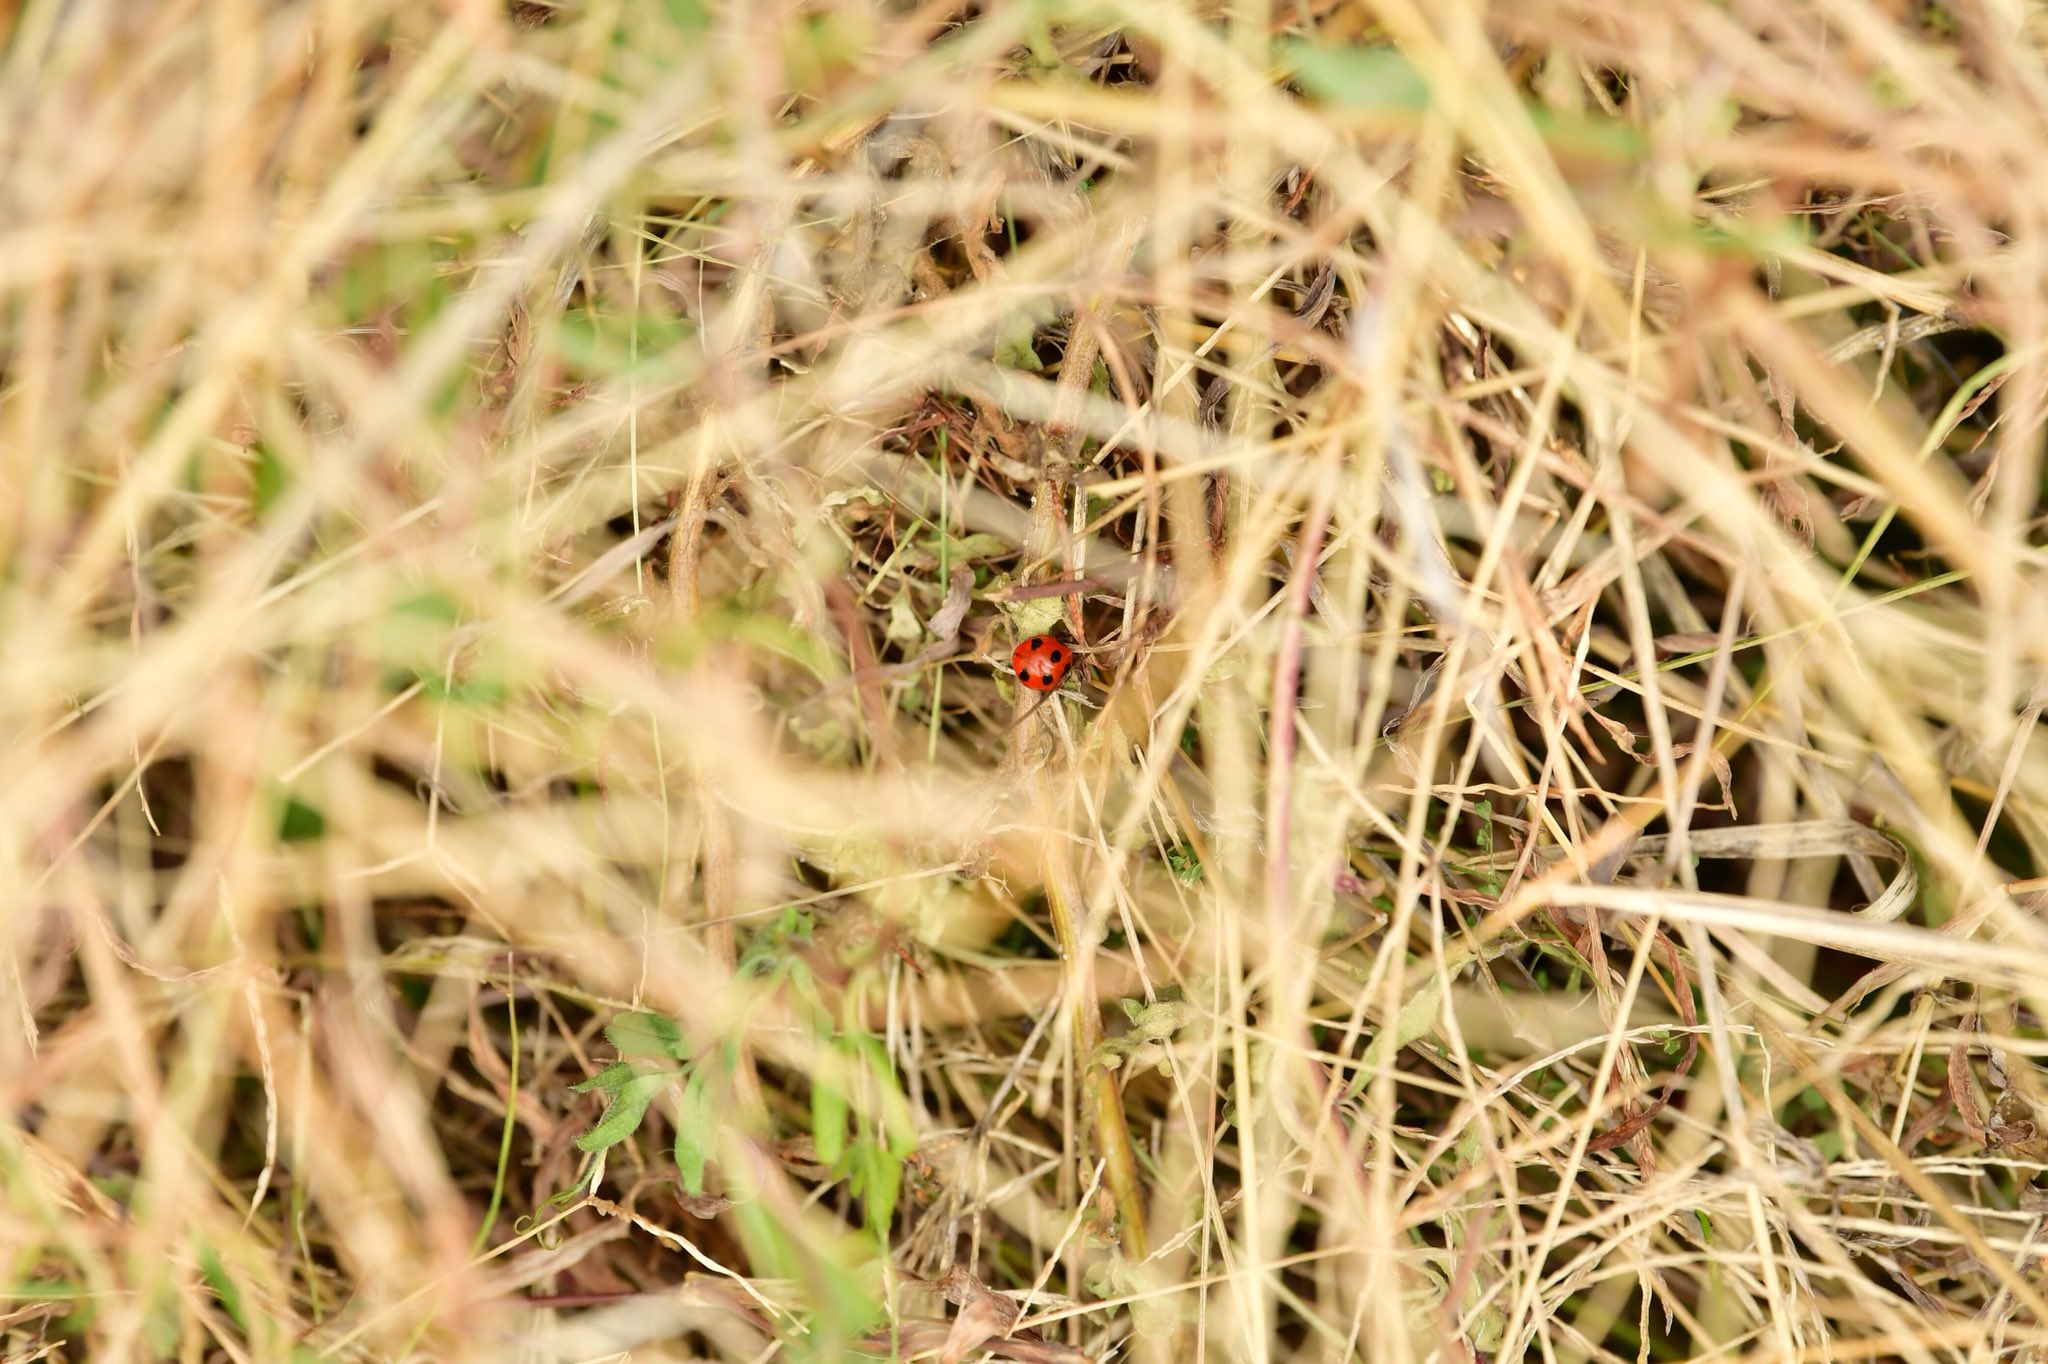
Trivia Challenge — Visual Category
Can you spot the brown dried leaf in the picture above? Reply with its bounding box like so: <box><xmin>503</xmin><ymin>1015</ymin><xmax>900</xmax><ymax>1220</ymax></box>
<box><xmin>937</xmin><ymin>1267</ymin><xmax>1024</xmax><ymax>1334</ymax></box>
<box><xmin>926</xmin><ymin>564</ymin><xmax>974</xmax><ymax>646</ymax></box>
<box><xmin>940</xmin><ymin>1295</ymin><xmax>1010</xmax><ymax>1364</ymax></box>
<box><xmin>1949</xmin><ymin>1035</ymin><xmax>1989</xmax><ymax>1144</ymax></box>
<box><xmin>677</xmin><ymin>1191</ymin><xmax>734</xmax><ymax>1218</ymax></box>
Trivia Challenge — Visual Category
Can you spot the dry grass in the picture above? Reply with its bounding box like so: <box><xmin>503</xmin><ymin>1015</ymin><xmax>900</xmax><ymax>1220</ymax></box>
<box><xmin>6</xmin><ymin>0</ymin><xmax>2048</xmax><ymax>1360</ymax></box>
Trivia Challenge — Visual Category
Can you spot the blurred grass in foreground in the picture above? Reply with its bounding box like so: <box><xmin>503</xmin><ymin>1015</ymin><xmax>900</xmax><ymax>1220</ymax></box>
<box><xmin>5</xmin><ymin>0</ymin><xmax>2048</xmax><ymax>1360</ymax></box>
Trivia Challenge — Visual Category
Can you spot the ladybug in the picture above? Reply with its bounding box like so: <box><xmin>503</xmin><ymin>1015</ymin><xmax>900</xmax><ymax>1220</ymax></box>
<box><xmin>1010</xmin><ymin>634</ymin><xmax>1073</xmax><ymax>692</ymax></box>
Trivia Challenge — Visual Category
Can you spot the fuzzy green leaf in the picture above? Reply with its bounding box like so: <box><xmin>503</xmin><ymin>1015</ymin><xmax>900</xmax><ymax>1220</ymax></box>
<box><xmin>1126</xmin><ymin>996</ymin><xmax>1193</xmax><ymax>1042</ymax></box>
<box><xmin>605</xmin><ymin>1011</ymin><xmax>686</xmax><ymax>1059</ymax></box>
<box><xmin>990</xmin><ymin>586</ymin><xmax>1065</xmax><ymax>643</ymax></box>
<box><xmin>993</xmin><ymin>310</ymin><xmax>1042</xmax><ymax>371</ymax></box>
<box><xmin>1351</xmin><ymin>976</ymin><xmax>1444</xmax><ymax>1097</ymax></box>
<box><xmin>673</xmin><ymin>1069</ymin><xmax>717</xmax><ymax>1195</ymax></box>
<box><xmin>571</xmin><ymin>1060</ymin><xmax>640</xmax><ymax>1096</ymax></box>
<box><xmin>575</xmin><ymin>1071</ymin><xmax>674</xmax><ymax>1153</ymax></box>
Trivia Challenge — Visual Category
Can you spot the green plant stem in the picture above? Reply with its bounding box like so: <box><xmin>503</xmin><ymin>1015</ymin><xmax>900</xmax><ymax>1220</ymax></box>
<box><xmin>1038</xmin><ymin>793</ymin><xmax>1150</xmax><ymax>1258</ymax></box>
<box><xmin>471</xmin><ymin>965</ymin><xmax>519</xmax><ymax>1255</ymax></box>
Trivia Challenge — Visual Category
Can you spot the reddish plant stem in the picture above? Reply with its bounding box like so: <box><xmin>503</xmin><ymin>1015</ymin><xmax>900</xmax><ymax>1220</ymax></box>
<box><xmin>1263</xmin><ymin>460</ymin><xmax>1340</xmax><ymax>933</ymax></box>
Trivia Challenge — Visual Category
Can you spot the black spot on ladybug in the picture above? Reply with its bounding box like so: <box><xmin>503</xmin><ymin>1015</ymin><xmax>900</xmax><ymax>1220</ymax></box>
<box><xmin>1048</xmin><ymin>648</ymin><xmax>1063</xmax><ymax>662</ymax></box>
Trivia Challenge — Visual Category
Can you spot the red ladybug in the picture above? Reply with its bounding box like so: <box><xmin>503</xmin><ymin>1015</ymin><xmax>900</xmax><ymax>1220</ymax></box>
<box><xmin>1010</xmin><ymin>634</ymin><xmax>1073</xmax><ymax>692</ymax></box>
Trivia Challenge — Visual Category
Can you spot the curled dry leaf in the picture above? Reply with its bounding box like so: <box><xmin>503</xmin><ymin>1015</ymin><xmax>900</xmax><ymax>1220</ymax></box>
<box><xmin>936</xmin><ymin>1266</ymin><xmax>1026</xmax><ymax>1335</ymax></box>
<box><xmin>1585</xmin><ymin>710</ymin><xmax>1738</xmax><ymax>816</ymax></box>
<box><xmin>1948</xmin><ymin>1026</ymin><xmax>2039</xmax><ymax>1150</ymax></box>
<box><xmin>1652</xmin><ymin>631</ymin><xmax>1724</xmax><ymax>655</ymax></box>
<box><xmin>925</xmin><ymin>564</ymin><xmax>975</xmax><ymax>650</ymax></box>
<box><xmin>940</xmin><ymin>1294</ymin><xmax>1011</xmax><ymax>1364</ymax></box>
<box><xmin>1627</xmin><ymin>820</ymin><xmax>1918</xmax><ymax>922</ymax></box>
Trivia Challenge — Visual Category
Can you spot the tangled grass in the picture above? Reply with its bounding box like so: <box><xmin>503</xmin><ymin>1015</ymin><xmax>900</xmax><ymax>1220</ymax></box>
<box><xmin>6</xmin><ymin>0</ymin><xmax>2048</xmax><ymax>1360</ymax></box>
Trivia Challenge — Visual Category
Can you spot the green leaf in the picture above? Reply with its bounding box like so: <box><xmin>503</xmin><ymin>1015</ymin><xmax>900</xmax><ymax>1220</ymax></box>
<box><xmin>1085</xmin><ymin>1253</ymin><xmax>1180</xmax><ymax>1338</ymax></box>
<box><xmin>1352</xmin><ymin>975</ymin><xmax>1443</xmax><ymax>1095</ymax></box>
<box><xmin>606</xmin><ymin>1011</ymin><xmax>687</xmax><ymax>1059</ymax></box>
<box><xmin>737</xmin><ymin>905</ymin><xmax>818</xmax><ymax>978</ymax></box>
<box><xmin>390</xmin><ymin>589</ymin><xmax>461</xmax><ymax>623</ymax></box>
<box><xmin>673</xmin><ymin>1069</ymin><xmax>717</xmax><ymax>1196</ymax></box>
<box><xmin>249</xmin><ymin>443</ymin><xmax>288</xmax><ymax>514</ymax></box>
<box><xmin>730</xmin><ymin>1199</ymin><xmax>884</xmax><ymax>1352</ymax></box>
<box><xmin>552</xmin><ymin>309</ymin><xmax>696</xmax><ymax>376</ymax></box>
<box><xmin>575</xmin><ymin>1071</ymin><xmax>674</xmax><ymax>1153</ymax></box>
<box><xmin>989</xmin><ymin>583</ymin><xmax>1065</xmax><ymax>640</ymax></box>
<box><xmin>994</xmin><ymin>309</ymin><xmax>1042</xmax><ymax>371</ymax></box>
<box><xmin>662</xmin><ymin>0</ymin><xmax>709</xmax><ymax>29</ymax></box>
<box><xmin>1125</xmin><ymin>995</ymin><xmax>1193</xmax><ymax>1042</ymax></box>
<box><xmin>884</xmin><ymin>594</ymin><xmax>922</xmax><ymax>645</ymax></box>
<box><xmin>1091</xmin><ymin>1035</ymin><xmax>1136</xmax><ymax>1069</ymax></box>
<box><xmin>196</xmin><ymin>1241</ymin><xmax>245</xmax><ymax>1332</ymax></box>
<box><xmin>571</xmin><ymin>1060</ymin><xmax>640</xmax><ymax>1096</ymax></box>
<box><xmin>1282</xmin><ymin>40</ymin><xmax>1431</xmax><ymax>113</ymax></box>
<box><xmin>1454</xmin><ymin>1123</ymin><xmax>1483</xmax><ymax>1172</ymax></box>
<box><xmin>880</xmin><ymin>1085</ymin><xmax>917</xmax><ymax>1160</ymax></box>
<box><xmin>847</xmin><ymin>1139</ymin><xmax>901</xmax><ymax>1239</ymax></box>
<box><xmin>1524</xmin><ymin>103</ymin><xmax>1648</xmax><ymax>161</ymax></box>
<box><xmin>276</xmin><ymin>795</ymin><xmax>326</xmax><ymax>843</ymax></box>
<box><xmin>852</xmin><ymin>1036</ymin><xmax>919</xmax><ymax>1158</ymax></box>
<box><xmin>1468</xmin><ymin>1299</ymin><xmax>1507</xmax><ymax>1353</ymax></box>
<box><xmin>813</xmin><ymin>1071</ymin><xmax>848</xmax><ymax>1168</ymax></box>
<box><xmin>419</xmin><ymin>670</ymin><xmax>509</xmax><ymax>707</ymax></box>
<box><xmin>928</xmin><ymin>530</ymin><xmax>1009</xmax><ymax>564</ymax></box>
